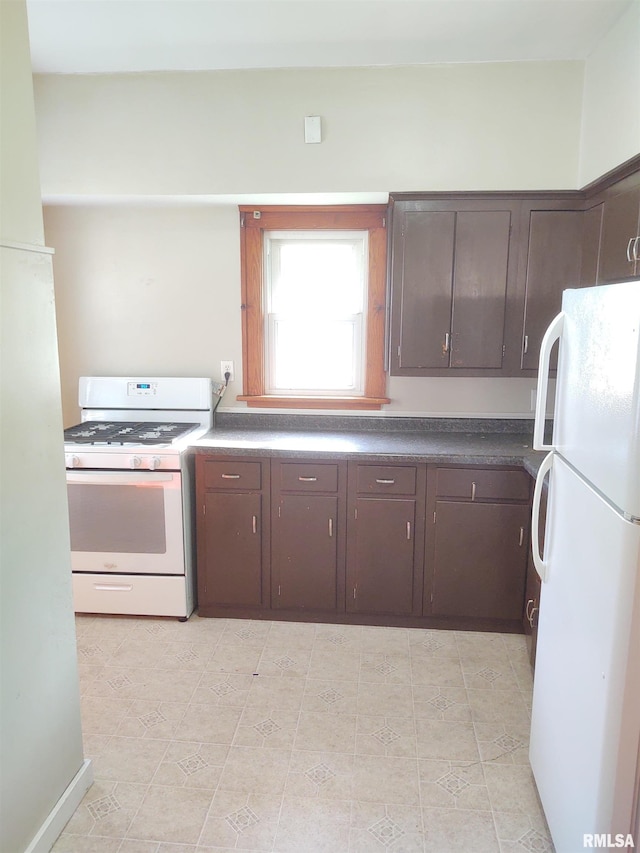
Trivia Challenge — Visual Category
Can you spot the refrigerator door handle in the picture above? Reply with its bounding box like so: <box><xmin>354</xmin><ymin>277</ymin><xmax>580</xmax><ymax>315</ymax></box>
<box><xmin>533</xmin><ymin>311</ymin><xmax>565</xmax><ymax>451</ymax></box>
<box><xmin>531</xmin><ymin>451</ymin><xmax>553</xmax><ymax>582</ymax></box>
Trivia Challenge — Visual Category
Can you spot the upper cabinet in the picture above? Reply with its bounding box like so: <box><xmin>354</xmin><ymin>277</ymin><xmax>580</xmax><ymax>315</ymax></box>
<box><xmin>518</xmin><ymin>207</ymin><xmax>583</xmax><ymax>371</ymax></box>
<box><xmin>597</xmin><ymin>173</ymin><xmax>640</xmax><ymax>283</ymax></box>
<box><xmin>388</xmin><ymin>199</ymin><xmax>517</xmax><ymax>376</ymax></box>
<box><xmin>387</xmin><ymin>158</ymin><xmax>640</xmax><ymax>379</ymax></box>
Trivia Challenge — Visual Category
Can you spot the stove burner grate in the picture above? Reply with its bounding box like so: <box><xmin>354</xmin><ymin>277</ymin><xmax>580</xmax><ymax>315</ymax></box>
<box><xmin>64</xmin><ymin>421</ymin><xmax>199</xmax><ymax>445</ymax></box>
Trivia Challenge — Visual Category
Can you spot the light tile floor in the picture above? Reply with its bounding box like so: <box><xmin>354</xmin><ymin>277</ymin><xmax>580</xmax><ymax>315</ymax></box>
<box><xmin>54</xmin><ymin>615</ymin><xmax>555</xmax><ymax>853</ymax></box>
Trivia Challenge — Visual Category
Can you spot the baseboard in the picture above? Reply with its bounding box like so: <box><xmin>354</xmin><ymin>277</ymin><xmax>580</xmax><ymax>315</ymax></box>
<box><xmin>24</xmin><ymin>759</ymin><xmax>93</xmax><ymax>853</ymax></box>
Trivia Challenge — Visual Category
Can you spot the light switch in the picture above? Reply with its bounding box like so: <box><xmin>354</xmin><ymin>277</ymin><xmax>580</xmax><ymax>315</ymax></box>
<box><xmin>304</xmin><ymin>115</ymin><xmax>322</xmax><ymax>144</ymax></box>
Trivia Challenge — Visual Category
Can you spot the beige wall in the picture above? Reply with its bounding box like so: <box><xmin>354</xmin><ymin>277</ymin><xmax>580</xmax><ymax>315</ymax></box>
<box><xmin>579</xmin><ymin>0</ymin><xmax>640</xmax><ymax>186</ymax></box>
<box><xmin>35</xmin><ymin>62</ymin><xmax>584</xmax><ymax>197</ymax></box>
<box><xmin>39</xmin><ymin>60</ymin><xmax>587</xmax><ymax>421</ymax></box>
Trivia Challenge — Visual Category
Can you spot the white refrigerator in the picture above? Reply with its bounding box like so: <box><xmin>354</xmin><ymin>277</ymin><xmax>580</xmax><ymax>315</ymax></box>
<box><xmin>530</xmin><ymin>280</ymin><xmax>640</xmax><ymax>852</ymax></box>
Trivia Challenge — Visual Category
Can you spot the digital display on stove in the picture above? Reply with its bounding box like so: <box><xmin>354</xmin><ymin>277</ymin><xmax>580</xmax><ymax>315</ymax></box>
<box><xmin>127</xmin><ymin>381</ymin><xmax>157</xmax><ymax>396</ymax></box>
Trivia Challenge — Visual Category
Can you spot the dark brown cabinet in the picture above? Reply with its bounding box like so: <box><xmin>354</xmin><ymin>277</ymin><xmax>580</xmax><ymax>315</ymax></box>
<box><xmin>598</xmin><ymin>175</ymin><xmax>640</xmax><ymax>283</ymax></box>
<box><xmin>195</xmin><ymin>456</ymin><xmax>270</xmax><ymax>615</ymax></box>
<box><xmin>346</xmin><ymin>462</ymin><xmax>426</xmax><ymax>617</ymax></box>
<box><xmin>389</xmin><ymin>201</ymin><xmax>515</xmax><ymax>375</ymax></box>
<box><xmin>425</xmin><ymin>466</ymin><xmax>531</xmax><ymax>627</ymax></box>
<box><xmin>271</xmin><ymin>460</ymin><xmax>346</xmax><ymax>612</ymax></box>
<box><xmin>196</xmin><ymin>453</ymin><xmax>536</xmax><ymax>631</ymax></box>
<box><xmin>519</xmin><ymin>208</ymin><xmax>583</xmax><ymax>371</ymax></box>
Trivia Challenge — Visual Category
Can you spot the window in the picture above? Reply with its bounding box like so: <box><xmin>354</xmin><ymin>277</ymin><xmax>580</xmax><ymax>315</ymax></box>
<box><xmin>238</xmin><ymin>205</ymin><xmax>389</xmax><ymax>409</ymax></box>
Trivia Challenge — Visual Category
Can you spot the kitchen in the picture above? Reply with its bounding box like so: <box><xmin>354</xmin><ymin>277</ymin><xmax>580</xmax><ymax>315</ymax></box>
<box><xmin>2</xmin><ymin>1</ymin><xmax>640</xmax><ymax>851</ymax></box>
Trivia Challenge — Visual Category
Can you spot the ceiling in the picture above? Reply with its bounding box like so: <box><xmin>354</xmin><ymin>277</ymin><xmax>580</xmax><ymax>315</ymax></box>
<box><xmin>26</xmin><ymin>0</ymin><xmax>633</xmax><ymax>75</ymax></box>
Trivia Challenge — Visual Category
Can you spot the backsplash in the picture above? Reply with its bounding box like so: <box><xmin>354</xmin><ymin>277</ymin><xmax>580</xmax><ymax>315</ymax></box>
<box><xmin>213</xmin><ymin>412</ymin><xmax>540</xmax><ymax>435</ymax></box>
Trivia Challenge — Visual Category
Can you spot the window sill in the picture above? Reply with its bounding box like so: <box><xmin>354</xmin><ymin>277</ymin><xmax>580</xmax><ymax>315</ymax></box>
<box><xmin>237</xmin><ymin>395</ymin><xmax>391</xmax><ymax>410</ymax></box>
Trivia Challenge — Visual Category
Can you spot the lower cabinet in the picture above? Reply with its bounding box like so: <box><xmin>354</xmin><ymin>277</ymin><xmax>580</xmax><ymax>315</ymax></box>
<box><xmin>346</xmin><ymin>463</ymin><xmax>426</xmax><ymax>617</ymax></box>
<box><xmin>196</xmin><ymin>456</ymin><xmax>270</xmax><ymax>615</ymax></box>
<box><xmin>271</xmin><ymin>460</ymin><xmax>346</xmax><ymax>613</ymax></box>
<box><xmin>425</xmin><ymin>465</ymin><xmax>531</xmax><ymax>627</ymax></box>
<box><xmin>195</xmin><ymin>454</ymin><xmax>533</xmax><ymax>630</ymax></box>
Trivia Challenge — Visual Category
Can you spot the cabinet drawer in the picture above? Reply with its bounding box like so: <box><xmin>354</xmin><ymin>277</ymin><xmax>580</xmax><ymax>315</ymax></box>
<box><xmin>435</xmin><ymin>467</ymin><xmax>530</xmax><ymax>502</ymax></box>
<box><xmin>356</xmin><ymin>465</ymin><xmax>417</xmax><ymax>495</ymax></box>
<box><xmin>202</xmin><ymin>460</ymin><xmax>262</xmax><ymax>490</ymax></box>
<box><xmin>279</xmin><ymin>462</ymin><xmax>339</xmax><ymax>492</ymax></box>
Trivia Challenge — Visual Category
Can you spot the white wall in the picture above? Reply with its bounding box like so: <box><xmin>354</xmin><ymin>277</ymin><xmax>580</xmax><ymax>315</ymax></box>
<box><xmin>579</xmin><ymin>0</ymin><xmax>640</xmax><ymax>186</ymax></box>
<box><xmin>0</xmin><ymin>2</ymin><xmax>89</xmax><ymax>851</ymax></box>
<box><xmin>38</xmin><ymin>61</ymin><xmax>586</xmax><ymax>422</ymax></box>
<box><xmin>35</xmin><ymin>62</ymin><xmax>584</xmax><ymax>197</ymax></box>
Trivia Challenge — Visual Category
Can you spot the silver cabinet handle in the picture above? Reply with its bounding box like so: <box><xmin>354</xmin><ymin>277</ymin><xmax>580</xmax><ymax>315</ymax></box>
<box><xmin>376</xmin><ymin>478</ymin><xmax>395</xmax><ymax>484</ymax></box>
<box><xmin>471</xmin><ymin>481</ymin><xmax>477</xmax><ymax>501</ymax></box>
<box><xmin>252</xmin><ymin>515</ymin><xmax>257</xmax><ymax>534</ymax></box>
<box><xmin>444</xmin><ymin>332</ymin><xmax>451</xmax><ymax>353</ymax></box>
<box><xmin>633</xmin><ymin>236</ymin><xmax>640</xmax><ymax>262</ymax></box>
<box><xmin>525</xmin><ymin>598</ymin><xmax>538</xmax><ymax>627</ymax></box>
<box><xmin>519</xmin><ymin>526</ymin><xmax>524</xmax><ymax>547</ymax></box>
<box><xmin>328</xmin><ymin>518</ymin><xmax>333</xmax><ymax>537</ymax></box>
<box><xmin>298</xmin><ymin>476</ymin><xmax>317</xmax><ymax>482</ymax></box>
<box><xmin>221</xmin><ymin>473</ymin><xmax>240</xmax><ymax>479</ymax></box>
<box><xmin>406</xmin><ymin>521</ymin><xmax>411</xmax><ymax>540</ymax></box>
<box><xmin>627</xmin><ymin>237</ymin><xmax>636</xmax><ymax>263</ymax></box>
<box><xmin>523</xmin><ymin>335</ymin><xmax>529</xmax><ymax>355</ymax></box>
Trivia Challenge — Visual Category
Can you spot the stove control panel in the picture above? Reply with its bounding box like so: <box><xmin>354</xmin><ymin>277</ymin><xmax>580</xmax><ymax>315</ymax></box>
<box><xmin>65</xmin><ymin>452</ymin><xmax>180</xmax><ymax>471</ymax></box>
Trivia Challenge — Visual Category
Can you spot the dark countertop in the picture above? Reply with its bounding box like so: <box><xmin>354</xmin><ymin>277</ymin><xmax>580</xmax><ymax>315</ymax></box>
<box><xmin>194</xmin><ymin>417</ymin><xmax>548</xmax><ymax>478</ymax></box>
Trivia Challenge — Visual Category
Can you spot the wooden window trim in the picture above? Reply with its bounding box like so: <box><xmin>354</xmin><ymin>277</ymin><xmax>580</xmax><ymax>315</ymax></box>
<box><xmin>238</xmin><ymin>205</ymin><xmax>390</xmax><ymax>409</ymax></box>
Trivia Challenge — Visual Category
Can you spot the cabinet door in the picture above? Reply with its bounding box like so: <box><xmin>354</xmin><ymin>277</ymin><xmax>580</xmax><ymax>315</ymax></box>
<box><xmin>598</xmin><ymin>183</ymin><xmax>640</xmax><ymax>283</ymax></box>
<box><xmin>450</xmin><ymin>211</ymin><xmax>510</xmax><ymax>368</ymax></box>
<box><xmin>431</xmin><ymin>501</ymin><xmax>529</xmax><ymax>621</ymax></box>
<box><xmin>198</xmin><ymin>491</ymin><xmax>263</xmax><ymax>608</ymax></box>
<box><xmin>580</xmin><ymin>203</ymin><xmax>603</xmax><ymax>287</ymax></box>
<box><xmin>272</xmin><ymin>494</ymin><xmax>339</xmax><ymax>611</ymax></box>
<box><xmin>393</xmin><ymin>210</ymin><xmax>455</xmax><ymax>369</ymax></box>
<box><xmin>521</xmin><ymin>210</ymin><xmax>583</xmax><ymax>371</ymax></box>
<box><xmin>347</xmin><ymin>498</ymin><xmax>417</xmax><ymax>616</ymax></box>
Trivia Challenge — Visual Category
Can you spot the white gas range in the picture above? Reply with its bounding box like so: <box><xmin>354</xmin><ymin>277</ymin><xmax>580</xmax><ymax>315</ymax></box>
<box><xmin>64</xmin><ymin>376</ymin><xmax>219</xmax><ymax>619</ymax></box>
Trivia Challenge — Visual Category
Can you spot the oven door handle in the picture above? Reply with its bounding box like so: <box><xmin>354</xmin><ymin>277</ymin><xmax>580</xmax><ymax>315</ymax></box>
<box><xmin>66</xmin><ymin>471</ymin><xmax>177</xmax><ymax>485</ymax></box>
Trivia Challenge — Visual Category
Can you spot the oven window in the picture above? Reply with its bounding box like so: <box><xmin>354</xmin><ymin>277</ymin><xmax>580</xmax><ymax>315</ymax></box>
<box><xmin>68</xmin><ymin>483</ymin><xmax>167</xmax><ymax>553</ymax></box>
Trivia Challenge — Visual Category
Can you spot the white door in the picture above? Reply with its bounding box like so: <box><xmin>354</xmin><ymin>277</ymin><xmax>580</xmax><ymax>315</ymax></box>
<box><xmin>554</xmin><ymin>281</ymin><xmax>640</xmax><ymax>518</ymax></box>
<box><xmin>530</xmin><ymin>454</ymin><xmax>640</xmax><ymax>852</ymax></box>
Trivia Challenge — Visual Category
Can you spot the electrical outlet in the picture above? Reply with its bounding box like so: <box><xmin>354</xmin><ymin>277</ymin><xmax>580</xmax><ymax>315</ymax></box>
<box><xmin>221</xmin><ymin>360</ymin><xmax>234</xmax><ymax>383</ymax></box>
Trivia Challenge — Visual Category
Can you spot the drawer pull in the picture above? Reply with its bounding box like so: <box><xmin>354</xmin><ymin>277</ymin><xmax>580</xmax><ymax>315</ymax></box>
<box><xmin>376</xmin><ymin>478</ymin><xmax>396</xmax><ymax>484</ymax></box>
<box><xmin>444</xmin><ymin>331</ymin><xmax>451</xmax><ymax>353</ymax></box>
<box><xmin>329</xmin><ymin>518</ymin><xmax>333</xmax><ymax>538</ymax></box>
<box><xmin>252</xmin><ymin>515</ymin><xmax>257</xmax><ymax>534</ymax></box>
<box><xmin>519</xmin><ymin>526</ymin><xmax>524</xmax><ymax>547</ymax></box>
<box><xmin>471</xmin><ymin>481</ymin><xmax>477</xmax><ymax>501</ymax></box>
<box><xmin>523</xmin><ymin>335</ymin><xmax>529</xmax><ymax>355</ymax></box>
<box><xmin>298</xmin><ymin>476</ymin><xmax>318</xmax><ymax>482</ymax></box>
<box><xmin>526</xmin><ymin>599</ymin><xmax>538</xmax><ymax>628</ymax></box>
<box><xmin>221</xmin><ymin>473</ymin><xmax>241</xmax><ymax>479</ymax></box>
<box><xmin>406</xmin><ymin>521</ymin><xmax>411</xmax><ymax>540</ymax></box>
<box><xmin>94</xmin><ymin>583</ymin><xmax>133</xmax><ymax>592</ymax></box>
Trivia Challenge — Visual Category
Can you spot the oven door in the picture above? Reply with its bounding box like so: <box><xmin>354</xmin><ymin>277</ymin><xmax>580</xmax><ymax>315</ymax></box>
<box><xmin>67</xmin><ymin>470</ymin><xmax>185</xmax><ymax>575</ymax></box>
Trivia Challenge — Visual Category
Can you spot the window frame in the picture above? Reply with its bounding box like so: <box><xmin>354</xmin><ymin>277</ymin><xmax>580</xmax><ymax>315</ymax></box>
<box><xmin>238</xmin><ymin>205</ymin><xmax>390</xmax><ymax>410</ymax></box>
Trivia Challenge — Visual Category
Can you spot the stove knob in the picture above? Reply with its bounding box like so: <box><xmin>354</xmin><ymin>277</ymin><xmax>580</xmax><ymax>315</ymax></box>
<box><xmin>130</xmin><ymin>456</ymin><xmax>142</xmax><ymax>469</ymax></box>
<box><xmin>66</xmin><ymin>454</ymin><xmax>80</xmax><ymax>468</ymax></box>
<box><xmin>148</xmin><ymin>456</ymin><xmax>162</xmax><ymax>470</ymax></box>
